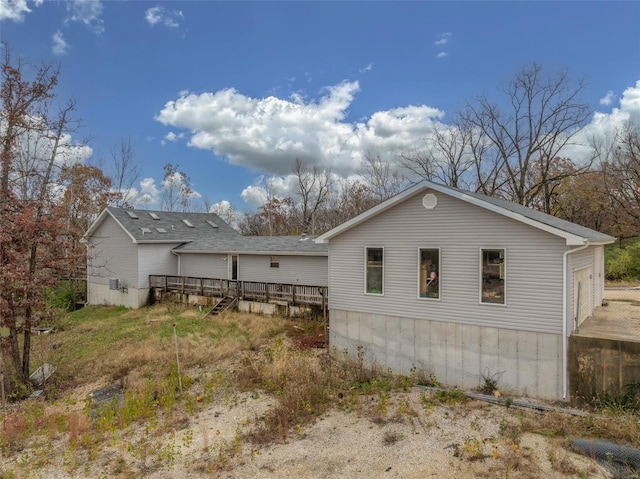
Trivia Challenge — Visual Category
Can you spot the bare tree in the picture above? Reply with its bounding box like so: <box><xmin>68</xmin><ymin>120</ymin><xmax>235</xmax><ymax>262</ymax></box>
<box><xmin>460</xmin><ymin>63</ymin><xmax>593</xmax><ymax>208</ymax></box>
<box><xmin>399</xmin><ymin>122</ymin><xmax>476</xmax><ymax>189</ymax></box>
<box><xmin>161</xmin><ymin>163</ymin><xmax>193</xmax><ymax>212</ymax></box>
<box><xmin>293</xmin><ymin>159</ymin><xmax>332</xmax><ymax>234</ymax></box>
<box><xmin>361</xmin><ymin>152</ymin><xmax>405</xmax><ymax>201</ymax></box>
<box><xmin>603</xmin><ymin>122</ymin><xmax>640</xmax><ymax>237</ymax></box>
<box><xmin>108</xmin><ymin>136</ymin><xmax>140</xmax><ymax>207</ymax></box>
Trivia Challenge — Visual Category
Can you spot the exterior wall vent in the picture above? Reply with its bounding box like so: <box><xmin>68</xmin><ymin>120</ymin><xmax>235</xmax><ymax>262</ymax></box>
<box><xmin>422</xmin><ymin>193</ymin><xmax>437</xmax><ymax>210</ymax></box>
<box><xmin>109</xmin><ymin>278</ymin><xmax>120</xmax><ymax>290</ymax></box>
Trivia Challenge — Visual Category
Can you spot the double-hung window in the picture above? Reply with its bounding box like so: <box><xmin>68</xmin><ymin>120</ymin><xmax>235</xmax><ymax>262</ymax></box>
<box><xmin>481</xmin><ymin>248</ymin><xmax>506</xmax><ymax>304</ymax></box>
<box><xmin>419</xmin><ymin>248</ymin><xmax>440</xmax><ymax>299</ymax></box>
<box><xmin>365</xmin><ymin>247</ymin><xmax>384</xmax><ymax>294</ymax></box>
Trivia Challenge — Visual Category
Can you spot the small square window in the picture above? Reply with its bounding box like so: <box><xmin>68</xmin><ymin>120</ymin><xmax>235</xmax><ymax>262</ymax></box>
<box><xmin>270</xmin><ymin>256</ymin><xmax>279</xmax><ymax>268</ymax></box>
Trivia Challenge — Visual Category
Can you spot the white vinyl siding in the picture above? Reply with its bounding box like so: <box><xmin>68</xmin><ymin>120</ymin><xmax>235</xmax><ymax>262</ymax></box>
<box><xmin>138</xmin><ymin>243</ymin><xmax>180</xmax><ymax>288</ymax></box>
<box><xmin>239</xmin><ymin>254</ymin><xmax>328</xmax><ymax>286</ymax></box>
<box><xmin>567</xmin><ymin>246</ymin><xmax>599</xmax><ymax>327</ymax></box>
<box><xmin>87</xmin><ymin>215</ymin><xmax>138</xmax><ymax>288</ymax></box>
<box><xmin>328</xmin><ymin>190</ymin><xmax>568</xmax><ymax>335</ymax></box>
<box><xmin>178</xmin><ymin>253</ymin><xmax>228</xmax><ymax>279</ymax></box>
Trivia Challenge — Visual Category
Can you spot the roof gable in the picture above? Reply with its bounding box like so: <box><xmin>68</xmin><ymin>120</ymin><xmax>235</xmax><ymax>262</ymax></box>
<box><xmin>315</xmin><ymin>181</ymin><xmax>615</xmax><ymax>246</ymax></box>
<box><xmin>82</xmin><ymin>207</ymin><xmax>241</xmax><ymax>245</ymax></box>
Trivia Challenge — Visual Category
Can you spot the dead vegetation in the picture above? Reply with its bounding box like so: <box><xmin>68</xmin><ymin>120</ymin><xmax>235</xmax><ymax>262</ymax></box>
<box><xmin>0</xmin><ymin>305</ymin><xmax>637</xmax><ymax>478</ymax></box>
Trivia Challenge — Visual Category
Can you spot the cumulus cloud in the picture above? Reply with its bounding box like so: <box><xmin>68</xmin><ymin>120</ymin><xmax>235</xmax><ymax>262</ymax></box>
<box><xmin>436</xmin><ymin>52</ymin><xmax>447</xmax><ymax>59</ymax></box>
<box><xmin>560</xmin><ymin>81</ymin><xmax>640</xmax><ymax>162</ymax></box>
<box><xmin>161</xmin><ymin>131</ymin><xmax>185</xmax><ymax>145</ymax></box>
<box><xmin>599</xmin><ymin>90</ymin><xmax>616</xmax><ymax>106</ymax></box>
<box><xmin>134</xmin><ymin>177</ymin><xmax>160</xmax><ymax>206</ymax></box>
<box><xmin>65</xmin><ymin>0</ymin><xmax>104</xmax><ymax>35</ymax></box>
<box><xmin>145</xmin><ymin>5</ymin><xmax>183</xmax><ymax>28</ymax></box>
<box><xmin>434</xmin><ymin>32</ymin><xmax>451</xmax><ymax>46</ymax></box>
<box><xmin>0</xmin><ymin>0</ymin><xmax>39</xmax><ymax>21</ymax></box>
<box><xmin>52</xmin><ymin>30</ymin><xmax>69</xmax><ymax>55</ymax></box>
<box><xmin>156</xmin><ymin>80</ymin><xmax>444</xmax><ymax>177</ymax></box>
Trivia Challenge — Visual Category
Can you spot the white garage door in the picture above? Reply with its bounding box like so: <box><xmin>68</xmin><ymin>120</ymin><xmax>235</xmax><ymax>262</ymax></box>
<box><xmin>573</xmin><ymin>266</ymin><xmax>593</xmax><ymax>327</ymax></box>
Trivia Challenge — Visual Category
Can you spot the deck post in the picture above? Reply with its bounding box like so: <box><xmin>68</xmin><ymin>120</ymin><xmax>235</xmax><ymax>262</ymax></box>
<box><xmin>292</xmin><ymin>285</ymin><xmax>296</xmax><ymax>306</ymax></box>
<box><xmin>164</xmin><ymin>275</ymin><xmax>168</xmax><ymax>292</ymax></box>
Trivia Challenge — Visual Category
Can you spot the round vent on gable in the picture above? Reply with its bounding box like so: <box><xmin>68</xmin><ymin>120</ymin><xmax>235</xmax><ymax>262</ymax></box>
<box><xmin>422</xmin><ymin>193</ymin><xmax>437</xmax><ymax>210</ymax></box>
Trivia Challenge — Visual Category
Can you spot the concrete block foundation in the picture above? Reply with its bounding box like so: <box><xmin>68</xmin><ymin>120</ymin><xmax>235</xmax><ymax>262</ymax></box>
<box><xmin>330</xmin><ymin>309</ymin><xmax>563</xmax><ymax>400</ymax></box>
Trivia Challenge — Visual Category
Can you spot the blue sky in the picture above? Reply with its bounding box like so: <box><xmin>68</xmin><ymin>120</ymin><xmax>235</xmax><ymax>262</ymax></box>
<box><xmin>1</xmin><ymin>0</ymin><xmax>639</xmax><ymax>213</ymax></box>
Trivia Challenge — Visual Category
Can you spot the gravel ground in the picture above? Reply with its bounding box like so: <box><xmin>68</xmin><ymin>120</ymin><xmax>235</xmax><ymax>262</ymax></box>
<box><xmin>5</xmin><ymin>387</ymin><xmax>610</xmax><ymax>479</ymax></box>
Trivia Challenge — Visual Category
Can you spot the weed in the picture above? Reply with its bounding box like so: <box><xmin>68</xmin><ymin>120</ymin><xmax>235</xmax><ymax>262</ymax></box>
<box><xmin>382</xmin><ymin>430</ymin><xmax>403</xmax><ymax>446</ymax></box>
<box><xmin>478</xmin><ymin>369</ymin><xmax>503</xmax><ymax>395</ymax></box>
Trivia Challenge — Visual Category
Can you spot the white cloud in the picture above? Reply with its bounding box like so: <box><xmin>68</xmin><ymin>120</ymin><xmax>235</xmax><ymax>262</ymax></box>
<box><xmin>436</xmin><ymin>52</ymin><xmax>447</xmax><ymax>59</ymax></box>
<box><xmin>599</xmin><ymin>90</ymin><xmax>616</xmax><ymax>106</ymax></box>
<box><xmin>52</xmin><ymin>30</ymin><xmax>69</xmax><ymax>56</ymax></box>
<box><xmin>156</xmin><ymin>80</ymin><xmax>444</xmax><ymax>177</ymax></box>
<box><xmin>0</xmin><ymin>0</ymin><xmax>37</xmax><ymax>21</ymax></box>
<box><xmin>560</xmin><ymin>81</ymin><xmax>640</xmax><ymax>162</ymax></box>
<box><xmin>161</xmin><ymin>131</ymin><xmax>185</xmax><ymax>145</ymax></box>
<box><xmin>134</xmin><ymin>177</ymin><xmax>160</xmax><ymax>206</ymax></box>
<box><xmin>65</xmin><ymin>0</ymin><xmax>104</xmax><ymax>35</ymax></box>
<box><xmin>434</xmin><ymin>32</ymin><xmax>452</xmax><ymax>46</ymax></box>
<box><xmin>360</xmin><ymin>63</ymin><xmax>373</xmax><ymax>73</ymax></box>
<box><xmin>145</xmin><ymin>5</ymin><xmax>183</xmax><ymax>28</ymax></box>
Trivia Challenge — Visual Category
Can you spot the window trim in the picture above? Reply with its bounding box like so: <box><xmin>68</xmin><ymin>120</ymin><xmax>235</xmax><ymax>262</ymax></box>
<box><xmin>417</xmin><ymin>247</ymin><xmax>441</xmax><ymax>301</ymax></box>
<box><xmin>479</xmin><ymin>247</ymin><xmax>507</xmax><ymax>306</ymax></box>
<box><xmin>364</xmin><ymin>246</ymin><xmax>384</xmax><ymax>296</ymax></box>
<box><xmin>270</xmin><ymin>256</ymin><xmax>280</xmax><ymax>268</ymax></box>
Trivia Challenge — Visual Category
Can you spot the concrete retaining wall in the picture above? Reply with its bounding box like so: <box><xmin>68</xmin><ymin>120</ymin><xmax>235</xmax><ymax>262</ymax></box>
<box><xmin>330</xmin><ymin>309</ymin><xmax>563</xmax><ymax>400</ymax></box>
<box><xmin>154</xmin><ymin>290</ymin><xmax>316</xmax><ymax>318</ymax></box>
<box><xmin>569</xmin><ymin>335</ymin><xmax>640</xmax><ymax>404</ymax></box>
<box><xmin>88</xmin><ymin>283</ymin><xmax>149</xmax><ymax>309</ymax></box>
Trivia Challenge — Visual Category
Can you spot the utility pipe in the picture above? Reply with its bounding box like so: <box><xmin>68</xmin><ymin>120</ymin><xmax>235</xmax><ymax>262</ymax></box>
<box><xmin>562</xmin><ymin>243</ymin><xmax>589</xmax><ymax>401</ymax></box>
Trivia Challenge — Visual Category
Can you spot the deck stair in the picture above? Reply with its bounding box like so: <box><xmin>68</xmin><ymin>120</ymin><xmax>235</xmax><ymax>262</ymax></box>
<box><xmin>208</xmin><ymin>296</ymin><xmax>237</xmax><ymax>316</ymax></box>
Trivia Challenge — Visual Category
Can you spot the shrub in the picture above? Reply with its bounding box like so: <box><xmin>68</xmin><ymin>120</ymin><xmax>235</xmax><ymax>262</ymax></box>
<box><xmin>605</xmin><ymin>240</ymin><xmax>640</xmax><ymax>281</ymax></box>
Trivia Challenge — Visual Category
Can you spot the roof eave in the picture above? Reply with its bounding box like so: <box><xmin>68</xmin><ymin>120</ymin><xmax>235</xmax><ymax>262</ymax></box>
<box><xmin>173</xmin><ymin>249</ymin><xmax>327</xmax><ymax>256</ymax></box>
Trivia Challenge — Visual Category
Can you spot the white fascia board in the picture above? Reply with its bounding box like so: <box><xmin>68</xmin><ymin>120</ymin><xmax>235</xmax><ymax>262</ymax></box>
<box><xmin>173</xmin><ymin>250</ymin><xmax>328</xmax><ymax>256</ymax></box>
<box><xmin>81</xmin><ymin>208</ymin><xmax>137</xmax><ymax>243</ymax></box>
<box><xmin>136</xmin><ymin>240</ymin><xmax>192</xmax><ymax>244</ymax></box>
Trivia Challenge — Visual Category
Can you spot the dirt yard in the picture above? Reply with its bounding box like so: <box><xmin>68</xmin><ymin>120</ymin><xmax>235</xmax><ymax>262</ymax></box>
<box><xmin>4</xmin><ymin>385</ymin><xmax>614</xmax><ymax>479</ymax></box>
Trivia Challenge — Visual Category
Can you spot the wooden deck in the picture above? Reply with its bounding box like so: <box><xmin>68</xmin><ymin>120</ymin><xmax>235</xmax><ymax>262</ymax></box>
<box><xmin>149</xmin><ymin>275</ymin><xmax>328</xmax><ymax>307</ymax></box>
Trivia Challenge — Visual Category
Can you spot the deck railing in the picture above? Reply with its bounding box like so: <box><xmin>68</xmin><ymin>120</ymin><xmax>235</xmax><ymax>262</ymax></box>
<box><xmin>149</xmin><ymin>275</ymin><xmax>327</xmax><ymax>306</ymax></box>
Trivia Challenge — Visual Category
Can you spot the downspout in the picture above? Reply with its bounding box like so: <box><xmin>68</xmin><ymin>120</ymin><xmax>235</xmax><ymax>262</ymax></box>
<box><xmin>171</xmin><ymin>249</ymin><xmax>181</xmax><ymax>276</ymax></box>
<box><xmin>562</xmin><ymin>242</ymin><xmax>589</xmax><ymax>400</ymax></box>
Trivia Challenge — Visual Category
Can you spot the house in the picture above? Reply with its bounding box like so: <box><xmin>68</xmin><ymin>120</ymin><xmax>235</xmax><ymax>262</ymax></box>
<box><xmin>315</xmin><ymin>180</ymin><xmax>615</xmax><ymax>401</ymax></box>
<box><xmin>82</xmin><ymin>207</ymin><xmax>328</xmax><ymax>309</ymax></box>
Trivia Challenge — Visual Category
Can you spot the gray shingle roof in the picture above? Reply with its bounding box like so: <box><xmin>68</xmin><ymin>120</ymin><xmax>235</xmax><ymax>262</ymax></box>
<box><xmin>174</xmin><ymin>234</ymin><xmax>328</xmax><ymax>255</ymax></box>
<box><xmin>454</xmin><ymin>187</ymin><xmax>615</xmax><ymax>243</ymax></box>
<box><xmin>105</xmin><ymin>207</ymin><xmax>241</xmax><ymax>243</ymax></box>
<box><xmin>89</xmin><ymin>207</ymin><xmax>327</xmax><ymax>255</ymax></box>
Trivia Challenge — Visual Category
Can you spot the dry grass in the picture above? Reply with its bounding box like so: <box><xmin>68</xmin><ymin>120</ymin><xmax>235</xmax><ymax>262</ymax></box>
<box><xmin>2</xmin><ymin>305</ymin><xmax>638</xmax><ymax>478</ymax></box>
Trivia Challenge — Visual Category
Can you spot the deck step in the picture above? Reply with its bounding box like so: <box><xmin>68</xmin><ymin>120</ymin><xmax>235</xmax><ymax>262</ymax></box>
<box><xmin>208</xmin><ymin>296</ymin><xmax>238</xmax><ymax>316</ymax></box>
